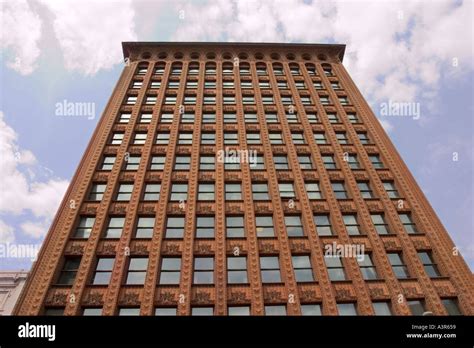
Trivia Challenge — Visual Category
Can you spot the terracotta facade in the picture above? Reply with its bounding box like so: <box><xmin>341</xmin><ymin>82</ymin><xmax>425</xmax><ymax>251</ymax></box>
<box><xmin>14</xmin><ymin>42</ymin><xmax>473</xmax><ymax>316</ymax></box>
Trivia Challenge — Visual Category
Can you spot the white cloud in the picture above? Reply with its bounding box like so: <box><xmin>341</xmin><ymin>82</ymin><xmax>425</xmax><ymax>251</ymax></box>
<box><xmin>20</xmin><ymin>220</ymin><xmax>49</xmax><ymax>239</ymax></box>
<box><xmin>0</xmin><ymin>111</ymin><xmax>69</xmax><ymax>227</ymax></box>
<box><xmin>1</xmin><ymin>0</ymin><xmax>42</xmax><ymax>75</ymax></box>
<box><xmin>39</xmin><ymin>0</ymin><xmax>137</xmax><ymax>75</ymax></box>
<box><xmin>172</xmin><ymin>0</ymin><xmax>473</xmax><ymax>104</ymax></box>
<box><xmin>0</xmin><ymin>219</ymin><xmax>15</xmax><ymax>244</ymax></box>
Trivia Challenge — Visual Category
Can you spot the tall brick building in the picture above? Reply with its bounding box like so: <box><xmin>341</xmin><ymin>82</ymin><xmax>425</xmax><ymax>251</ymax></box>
<box><xmin>14</xmin><ymin>42</ymin><xmax>473</xmax><ymax>316</ymax></box>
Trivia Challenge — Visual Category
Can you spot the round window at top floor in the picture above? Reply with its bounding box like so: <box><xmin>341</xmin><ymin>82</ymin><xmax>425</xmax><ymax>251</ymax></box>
<box><xmin>317</xmin><ymin>53</ymin><xmax>327</xmax><ymax>61</ymax></box>
<box><xmin>302</xmin><ymin>53</ymin><xmax>311</xmax><ymax>61</ymax></box>
<box><xmin>271</xmin><ymin>52</ymin><xmax>280</xmax><ymax>60</ymax></box>
<box><xmin>206</xmin><ymin>52</ymin><xmax>216</xmax><ymax>59</ymax></box>
<box><xmin>190</xmin><ymin>52</ymin><xmax>200</xmax><ymax>59</ymax></box>
<box><xmin>254</xmin><ymin>52</ymin><xmax>264</xmax><ymax>60</ymax></box>
<box><xmin>286</xmin><ymin>53</ymin><xmax>296</xmax><ymax>60</ymax></box>
<box><xmin>141</xmin><ymin>52</ymin><xmax>151</xmax><ymax>59</ymax></box>
<box><xmin>222</xmin><ymin>52</ymin><xmax>232</xmax><ymax>60</ymax></box>
<box><xmin>238</xmin><ymin>52</ymin><xmax>249</xmax><ymax>60</ymax></box>
<box><xmin>174</xmin><ymin>52</ymin><xmax>184</xmax><ymax>59</ymax></box>
<box><xmin>158</xmin><ymin>51</ymin><xmax>167</xmax><ymax>59</ymax></box>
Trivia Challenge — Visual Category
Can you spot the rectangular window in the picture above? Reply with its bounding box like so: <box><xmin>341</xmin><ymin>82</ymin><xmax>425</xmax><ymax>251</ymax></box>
<box><xmin>201</xmin><ymin>132</ymin><xmax>215</xmax><ymax>145</ymax></box>
<box><xmin>191</xmin><ymin>307</ymin><xmax>214</xmax><ymax>316</ymax></box>
<box><xmin>125</xmin><ymin>257</ymin><xmax>148</xmax><ymax>285</ymax></box>
<box><xmin>186</xmin><ymin>81</ymin><xmax>197</xmax><ymax>89</ymax></box>
<box><xmin>200</xmin><ymin>156</ymin><xmax>215</xmax><ymax>170</ymax></box>
<box><xmin>202</xmin><ymin>113</ymin><xmax>216</xmax><ymax>123</ymax></box>
<box><xmin>203</xmin><ymin>95</ymin><xmax>216</xmax><ymax>104</ymax></box>
<box><xmin>118</xmin><ymin>113</ymin><xmax>131</xmax><ymax>123</ymax></box>
<box><xmin>336</xmin><ymin>132</ymin><xmax>349</xmax><ymax>144</ymax></box>
<box><xmin>164</xmin><ymin>96</ymin><xmax>176</xmax><ymax>104</ymax></box>
<box><xmin>298</xmin><ymin>155</ymin><xmax>313</xmax><ymax>169</ymax></box>
<box><xmin>125</xmin><ymin>156</ymin><xmax>141</xmax><ymax>171</ymax></box>
<box><xmin>305</xmin><ymin>182</ymin><xmax>322</xmax><ymax>199</ymax></box>
<box><xmin>116</xmin><ymin>184</ymin><xmax>133</xmax><ymax>201</ymax></box>
<box><xmin>314</xmin><ymin>214</ymin><xmax>333</xmax><ymax>236</ymax></box>
<box><xmin>225</xmin><ymin>183</ymin><xmax>242</xmax><ymax>200</ymax></box>
<box><xmin>198</xmin><ymin>183</ymin><xmax>215</xmax><ymax>201</ymax></box>
<box><xmin>74</xmin><ymin>217</ymin><xmax>95</xmax><ymax>238</ymax></box>
<box><xmin>331</xmin><ymin>82</ymin><xmax>341</xmax><ymax>90</ymax></box>
<box><xmin>204</xmin><ymin>81</ymin><xmax>216</xmax><ymax>89</ymax></box>
<box><xmin>181</xmin><ymin>113</ymin><xmax>194</xmax><ymax>123</ymax></box>
<box><xmin>155</xmin><ymin>307</ymin><xmax>177</xmax><ymax>316</ymax></box>
<box><xmin>88</xmin><ymin>183</ymin><xmax>106</xmax><ymax>201</ymax></box>
<box><xmin>174</xmin><ymin>156</ymin><xmax>190</xmax><ymax>170</ymax></box>
<box><xmin>133</xmin><ymin>133</ymin><xmax>147</xmax><ymax>145</ymax></box>
<box><xmin>156</xmin><ymin>132</ymin><xmax>170</xmax><ymax>145</ymax></box>
<box><xmin>223</xmin><ymin>113</ymin><xmax>237</xmax><ymax>123</ymax></box>
<box><xmin>159</xmin><ymin>258</ymin><xmax>181</xmax><ymax>284</ymax></box>
<box><xmin>337</xmin><ymin>303</ymin><xmax>357</xmax><ymax>316</ymax></box>
<box><xmin>260</xmin><ymin>256</ymin><xmax>281</xmax><ymax>283</ymax></box>
<box><xmin>357</xmin><ymin>182</ymin><xmax>374</xmax><ymax>199</ymax></box>
<box><xmin>159</xmin><ymin>113</ymin><xmax>173</xmax><ymax>123</ymax></box>
<box><xmin>306</xmin><ymin>113</ymin><xmax>318</xmax><ymax>123</ymax></box>
<box><xmin>57</xmin><ymin>258</ymin><xmax>81</xmax><ymax>285</ymax></box>
<box><xmin>92</xmin><ymin>258</ymin><xmax>115</xmax><ymax>285</ymax></box>
<box><xmin>358</xmin><ymin>132</ymin><xmax>370</xmax><ymax>144</ymax></box>
<box><xmin>126</xmin><ymin>96</ymin><xmax>137</xmax><ymax>105</ymax></box>
<box><xmin>226</xmin><ymin>216</ymin><xmax>244</xmax><ymax>238</ymax></box>
<box><xmin>301</xmin><ymin>304</ymin><xmax>322</xmax><ymax>315</ymax></box>
<box><xmin>319</xmin><ymin>96</ymin><xmax>330</xmax><ymax>105</ymax></box>
<box><xmin>104</xmin><ymin>217</ymin><xmax>125</xmax><ymax>238</ymax></box>
<box><xmin>228</xmin><ymin>306</ymin><xmax>250</xmax><ymax>316</ymax></box>
<box><xmin>150</xmin><ymin>81</ymin><xmax>161</xmax><ymax>89</ymax></box>
<box><xmin>178</xmin><ymin>133</ymin><xmax>193</xmax><ymax>145</ymax></box>
<box><xmin>442</xmin><ymin>299</ymin><xmax>462</xmax><ymax>315</ymax></box>
<box><xmin>165</xmin><ymin>216</ymin><xmax>185</xmax><ymax>239</ymax></box>
<box><xmin>277</xmin><ymin>81</ymin><xmax>287</xmax><ymax>89</ymax></box>
<box><xmin>399</xmin><ymin>213</ymin><xmax>418</xmax><ymax>234</ymax></box>
<box><xmin>194</xmin><ymin>257</ymin><xmax>214</xmax><ymax>284</ymax></box>
<box><xmin>242</xmin><ymin>96</ymin><xmax>255</xmax><ymax>104</ymax></box>
<box><xmin>224</xmin><ymin>132</ymin><xmax>239</xmax><ymax>145</ymax></box>
<box><xmin>256</xmin><ymin>216</ymin><xmax>274</xmax><ymax>237</ymax></box>
<box><xmin>332</xmin><ymin>182</ymin><xmax>348</xmax><ymax>199</ymax></box>
<box><xmin>292</xmin><ymin>255</ymin><xmax>314</xmax><ymax>282</ymax></box>
<box><xmin>246</xmin><ymin>132</ymin><xmax>261</xmax><ymax>144</ymax></box>
<box><xmin>265</xmin><ymin>113</ymin><xmax>278</xmax><ymax>123</ymax></box>
<box><xmin>369</xmin><ymin>155</ymin><xmax>384</xmax><ymax>168</ymax></box>
<box><xmin>227</xmin><ymin>256</ymin><xmax>248</xmax><ymax>284</ymax></box>
<box><xmin>325</xmin><ymin>256</ymin><xmax>346</xmax><ymax>281</ymax></box>
<box><xmin>347</xmin><ymin>155</ymin><xmax>360</xmax><ymax>169</ymax></box>
<box><xmin>285</xmin><ymin>216</ymin><xmax>304</xmax><ymax>237</ymax></box>
<box><xmin>269</xmin><ymin>133</ymin><xmax>283</xmax><ymax>144</ymax></box>
<box><xmin>196</xmin><ymin>216</ymin><xmax>215</xmax><ymax>238</ymax></box>
<box><xmin>388</xmin><ymin>253</ymin><xmax>410</xmax><ymax>279</ymax></box>
<box><xmin>373</xmin><ymin>302</ymin><xmax>392</xmax><ymax>316</ymax></box>
<box><xmin>143</xmin><ymin>183</ymin><xmax>160</xmax><ymax>201</ymax></box>
<box><xmin>265</xmin><ymin>305</ymin><xmax>287</xmax><ymax>316</ymax></box>
<box><xmin>223</xmin><ymin>96</ymin><xmax>235</xmax><ymax>104</ymax></box>
<box><xmin>252</xmin><ymin>183</ymin><xmax>269</xmax><ymax>200</ymax></box>
<box><xmin>418</xmin><ymin>252</ymin><xmax>441</xmax><ymax>278</ymax></box>
<box><xmin>244</xmin><ymin>113</ymin><xmax>258</xmax><ymax>123</ymax></box>
<box><xmin>145</xmin><ymin>96</ymin><xmax>157</xmax><ymax>105</ymax></box>
<box><xmin>383</xmin><ymin>181</ymin><xmax>400</xmax><ymax>198</ymax></box>
<box><xmin>371</xmin><ymin>214</ymin><xmax>390</xmax><ymax>235</ymax></box>
<box><xmin>273</xmin><ymin>156</ymin><xmax>289</xmax><ymax>170</ymax></box>
<box><xmin>168</xmin><ymin>81</ymin><xmax>180</xmax><ymax>89</ymax></box>
<box><xmin>327</xmin><ymin>113</ymin><xmax>339</xmax><ymax>123</ymax></box>
<box><xmin>252</xmin><ymin>155</ymin><xmax>265</xmax><ymax>170</ymax></box>
<box><xmin>150</xmin><ymin>156</ymin><xmax>165</xmax><ymax>170</ymax></box>
<box><xmin>279</xmin><ymin>182</ymin><xmax>295</xmax><ymax>199</ymax></box>
<box><xmin>314</xmin><ymin>132</ymin><xmax>327</xmax><ymax>144</ymax></box>
<box><xmin>286</xmin><ymin>113</ymin><xmax>298</xmax><ymax>123</ymax></box>
<box><xmin>343</xmin><ymin>214</ymin><xmax>361</xmax><ymax>235</ymax></box>
<box><xmin>347</xmin><ymin>113</ymin><xmax>358</xmax><ymax>123</ymax></box>
<box><xmin>358</xmin><ymin>254</ymin><xmax>378</xmax><ymax>280</ymax></box>
<box><xmin>170</xmin><ymin>183</ymin><xmax>188</xmax><ymax>201</ymax></box>
<box><xmin>292</xmin><ymin>133</ymin><xmax>305</xmax><ymax>144</ymax></box>
<box><xmin>111</xmin><ymin>132</ymin><xmax>124</xmax><ymax>145</ymax></box>
<box><xmin>300</xmin><ymin>96</ymin><xmax>312</xmax><ymax>105</ymax></box>
<box><xmin>118</xmin><ymin>308</ymin><xmax>140</xmax><ymax>316</ymax></box>
<box><xmin>136</xmin><ymin>217</ymin><xmax>154</xmax><ymax>238</ymax></box>
<box><xmin>407</xmin><ymin>300</ymin><xmax>425</xmax><ymax>315</ymax></box>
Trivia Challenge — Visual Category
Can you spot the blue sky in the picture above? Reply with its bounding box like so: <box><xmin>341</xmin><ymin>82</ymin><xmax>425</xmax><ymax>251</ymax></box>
<box><xmin>0</xmin><ymin>0</ymin><xmax>472</xmax><ymax>270</ymax></box>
